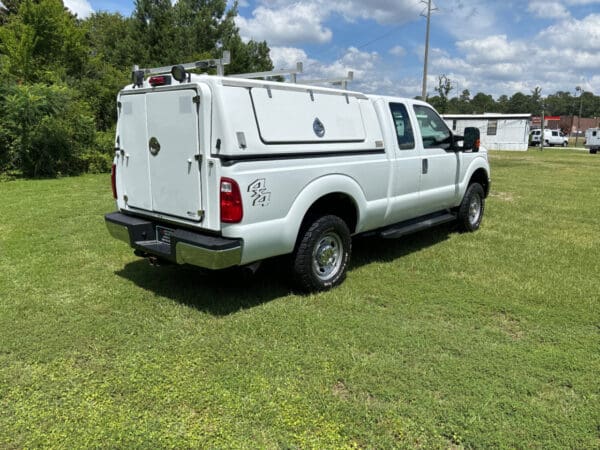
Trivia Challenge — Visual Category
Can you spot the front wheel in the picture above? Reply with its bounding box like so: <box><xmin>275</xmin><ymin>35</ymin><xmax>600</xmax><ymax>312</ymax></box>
<box><xmin>591</xmin><ymin>149</ymin><xmax>598</xmax><ymax>154</ymax></box>
<box><xmin>562</xmin><ymin>141</ymin><xmax>567</xmax><ymax>147</ymax></box>
<box><xmin>457</xmin><ymin>183</ymin><xmax>485</xmax><ymax>232</ymax></box>
<box><xmin>292</xmin><ymin>215</ymin><xmax>351</xmax><ymax>292</ymax></box>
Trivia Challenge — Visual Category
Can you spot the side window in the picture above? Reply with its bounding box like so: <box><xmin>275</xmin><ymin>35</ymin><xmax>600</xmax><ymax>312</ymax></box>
<box><xmin>487</xmin><ymin>120</ymin><xmax>498</xmax><ymax>136</ymax></box>
<box><xmin>593</xmin><ymin>131</ymin><xmax>597</xmax><ymax>137</ymax></box>
<box><xmin>389</xmin><ymin>103</ymin><xmax>415</xmax><ymax>150</ymax></box>
<box><xmin>413</xmin><ymin>105</ymin><xmax>452</xmax><ymax>150</ymax></box>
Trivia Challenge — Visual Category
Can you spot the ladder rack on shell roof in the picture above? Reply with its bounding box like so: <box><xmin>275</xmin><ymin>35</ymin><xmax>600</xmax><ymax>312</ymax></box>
<box><xmin>133</xmin><ymin>51</ymin><xmax>354</xmax><ymax>90</ymax></box>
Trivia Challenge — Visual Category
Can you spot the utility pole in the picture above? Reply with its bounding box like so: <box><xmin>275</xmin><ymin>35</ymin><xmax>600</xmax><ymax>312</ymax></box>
<box><xmin>421</xmin><ymin>0</ymin><xmax>436</xmax><ymax>101</ymax></box>
<box><xmin>540</xmin><ymin>103</ymin><xmax>545</xmax><ymax>151</ymax></box>
<box><xmin>575</xmin><ymin>86</ymin><xmax>583</xmax><ymax>147</ymax></box>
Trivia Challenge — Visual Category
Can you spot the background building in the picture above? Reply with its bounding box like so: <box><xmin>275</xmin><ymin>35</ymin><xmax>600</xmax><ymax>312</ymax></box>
<box><xmin>443</xmin><ymin>113</ymin><xmax>531</xmax><ymax>151</ymax></box>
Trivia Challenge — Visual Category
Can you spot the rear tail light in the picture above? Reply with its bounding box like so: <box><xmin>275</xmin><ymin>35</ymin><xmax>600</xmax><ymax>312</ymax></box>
<box><xmin>220</xmin><ymin>178</ymin><xmax>243</xmax><ymax>223</ymax></box>
<box><xmin>111</xmin><ymin>164</ymin><xmax>117</xmax><ymax>199</ymax></box>
<box><xmin>148</xmin><ymin>75</ymin><xmax>172</xmax><ymax>86</ymax></box>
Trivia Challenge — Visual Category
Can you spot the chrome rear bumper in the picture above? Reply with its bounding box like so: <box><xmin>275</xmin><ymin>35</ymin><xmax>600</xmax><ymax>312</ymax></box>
<box><xmin>105</xmin><ymin>212</ymin><xmax>242</xmax><ymax>270</ymax></box>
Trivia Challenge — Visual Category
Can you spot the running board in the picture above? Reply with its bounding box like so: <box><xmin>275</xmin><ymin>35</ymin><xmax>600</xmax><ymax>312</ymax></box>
<box><xmin>378</xmin><ymin>212</ymin><xmax>456</xmax><ymax>239</ymax></box>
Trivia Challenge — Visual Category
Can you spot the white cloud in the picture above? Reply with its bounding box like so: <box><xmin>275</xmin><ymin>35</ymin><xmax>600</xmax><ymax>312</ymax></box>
<box><xmin>457</xmin><ymin>35</ymin><xmax>527</xmax><ymax>64</ymax></box>
<box><xmin>434</xmin><ymin>0</ymin><xmax>499</xmax><ymax>39</ymax></box>
<box><xmin>237</xmin><ymin>0</ymin><xmax>422</xmax><ymax>47</ymax></box>
<box><xmin>329</xmin><ymin>0</ymin><xmax>422</xmax><ymax>25</ymax></box>
<box><xmin>528</xmin><ymin>1</ymin><xmax>569</xmax><ymax>19</ymax></box>
<box><xmin>236</xmin><ymin>3</ymin><xmax>332</xmax><ymax>45</ymax></box>
<box><xmin>269</xmin><ymin>47</ymin><xmax>308</xmax><ymax>69</ymax></box>
<box><xmin>64</xmin><ymin>0</ymin><xmax>93</xmax><ymax>18</ymax></box>
<box><xmin>247</xmin><ymin>3</ymin><xmax>600</xmax><ymax>99</ymax></box>
<box><xmin>389</xmin><ymin>45</ymin><xmax>406</xmax><ymax>57</ymax></box>
<box><xmin>428</xmin><ymin>12</ymin><xmax>600</xmax><ymax>97</ymax></box>
<box><xmin>537</xmin><ymin>14</ymin><xmax>600</xmax><ymax>51</ymax></box>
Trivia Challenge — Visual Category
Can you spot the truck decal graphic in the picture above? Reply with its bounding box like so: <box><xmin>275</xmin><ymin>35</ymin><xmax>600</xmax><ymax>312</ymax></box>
<box><xmin>248</xmin><ymin>178</ymin><xmax>271</xmax><ymax>207</ymax></box>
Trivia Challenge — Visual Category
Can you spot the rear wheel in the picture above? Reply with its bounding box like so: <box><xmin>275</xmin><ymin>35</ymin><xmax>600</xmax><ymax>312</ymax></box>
<box><xmin>591</xmin><ymin>148</ymin><xmax>598</xmax><ymax>154</ymax></box>
<box><xmin>457</xmin><ymin>183</ymin><xmax>485</xmax><ymax>232</ymax></box>
<box><xmin>562</xmin><ymin>141</ymin><xmax>567</xmax><ymax>147</ymax></box>
<box><xmin>292</xmin><ymin>215</ymin><xmax>351</xmax><ymax>292</ymax></box>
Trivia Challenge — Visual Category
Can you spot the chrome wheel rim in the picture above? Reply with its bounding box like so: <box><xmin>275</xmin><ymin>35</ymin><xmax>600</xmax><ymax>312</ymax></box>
<box><xmin>312</xmin><ymin>231</ymin><xmax>343</xmax><ymax>281</ymax></box>
<box><xmin>468</xmin><ymin>194</ymin><xmax>482</xmax><ymax>226</ymax></box>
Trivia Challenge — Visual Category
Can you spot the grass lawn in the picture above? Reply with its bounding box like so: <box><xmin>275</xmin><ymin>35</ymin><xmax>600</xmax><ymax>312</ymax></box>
<box><xmin>1</xmin><ymin>149</ymin><xmax>599</xmax><ymax>448</ymax></box>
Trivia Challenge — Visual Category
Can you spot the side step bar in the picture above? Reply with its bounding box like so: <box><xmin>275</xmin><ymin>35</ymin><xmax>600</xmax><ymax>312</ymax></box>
<box><xmin>378</xmin><ymin>212</ymin><xmax>456</xmax><ymax>239</ymax></box>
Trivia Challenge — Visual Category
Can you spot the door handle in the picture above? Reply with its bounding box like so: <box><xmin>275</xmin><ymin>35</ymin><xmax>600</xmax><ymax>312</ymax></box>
<box><xmin>422</xmin><ymin>158</ymin><xmax>428</xmax><ymax>174</ymax></box>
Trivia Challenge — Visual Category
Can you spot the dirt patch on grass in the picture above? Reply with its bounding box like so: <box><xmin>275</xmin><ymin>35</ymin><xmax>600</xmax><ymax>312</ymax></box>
<box><xmin>332</xmin><ymin>380</ymin><xmax>350</xmax><ymax>400</ymax></box>
<box><xmin>490</xmin><ymin>191</ymin><xmax>518</xmax><ymax>202</ymax></box>
<box><xmin>496</xmin><ymin>312</ymin><xmax>524</xmax><ymax>340</ymax></box>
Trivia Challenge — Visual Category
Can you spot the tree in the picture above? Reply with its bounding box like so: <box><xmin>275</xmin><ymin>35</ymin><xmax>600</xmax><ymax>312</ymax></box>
<box><xmin>85</xmin><ymin>12</ymin><xmax>137</xmax><ymax>70</ymax></box>
<box><xmin>433</xmin><ymin>74</ymin><xmax>453</xmax><ymax>113</ymax></box>
<box><xmin>506</xmin><ymin>92</ymin><xmax>530</xmax><ymax>113</ymax></box>
<box><xmin>496</xmin><ymin>95</ymin><xmax>509</xmax><ymax>113</ymax></box>
<box><xmin>0</xmin><ymin>0</ymin><xmax>88</xmax><ymax>83</ymax></box>
<box><xmin>132</xmin><ymin>0</ymin><xmax>176</xmax><ymax>66</ymax></box>
<box><xmin>0</xmin><ymin>0</ymin><xmax>22</xmax><ymax>24</ymax></box>
<box><xmin>471</xmin><ymin>92</ymin><xmax>496</xmax><ymax>113</ymax></box>
<box><xmin>530</xmin><ymin>86</ymin><xmax>543</xmax><ymax>114</ymax></box>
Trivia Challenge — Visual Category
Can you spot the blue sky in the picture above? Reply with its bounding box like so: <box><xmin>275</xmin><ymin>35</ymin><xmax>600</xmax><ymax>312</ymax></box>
<box><xmin>68</xmin><ymin>0</ymin><xmax>600</xmax><ymax>98</ymax></box>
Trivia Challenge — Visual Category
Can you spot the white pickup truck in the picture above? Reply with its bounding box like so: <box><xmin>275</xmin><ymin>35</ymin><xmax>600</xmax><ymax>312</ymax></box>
<box><xmin>105</xmin><ymin>60</ymin><xmax>491</xmax><ymax>291</ymax></box>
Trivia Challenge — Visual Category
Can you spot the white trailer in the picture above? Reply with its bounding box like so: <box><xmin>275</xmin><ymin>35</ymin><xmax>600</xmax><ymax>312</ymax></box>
<box><xmin>443</xmin><ymin>113</ymin><xmax>531</xmax><ymax>151</ymax></box>
<box><xmin>584</xmin><ymin>128</ymin><xmax>600</xmax><ymax>154</ymax></box>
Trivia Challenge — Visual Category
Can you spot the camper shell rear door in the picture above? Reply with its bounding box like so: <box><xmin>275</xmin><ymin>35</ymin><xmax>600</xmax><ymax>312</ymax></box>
<box><xmin>117</xmin><ymin>86</ymin><xmax>205</xmax><ymax>222</ymax></box>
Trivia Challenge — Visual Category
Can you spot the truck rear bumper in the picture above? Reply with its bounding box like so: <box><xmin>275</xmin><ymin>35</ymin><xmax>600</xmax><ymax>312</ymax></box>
<box><xmin>105</xmin><ymin>212</ymin><xmax>242</xmax><ymax>270</ymax></box>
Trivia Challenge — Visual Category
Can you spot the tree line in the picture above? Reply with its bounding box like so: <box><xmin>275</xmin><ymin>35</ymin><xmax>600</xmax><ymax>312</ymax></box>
<box><xmin>2</xmin><ymin>2</ymin><xmax>600</xmax><ymax>179</ymax></box>
<box><xmin>428</xmin><ymin>74</ymin><xmax>600</xmax><ymax>117</ymax></box>
<box><xmin>0</xmin><ymin>0</ymin><xmax>272</xmax><ymax>178</ymax></box>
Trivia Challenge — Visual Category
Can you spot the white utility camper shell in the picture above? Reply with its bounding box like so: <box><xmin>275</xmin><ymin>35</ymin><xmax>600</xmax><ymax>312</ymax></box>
<box><xmin>106</xmin><ymin>57</ymin><xmax>491</xmax><ymax>292</ymax></box>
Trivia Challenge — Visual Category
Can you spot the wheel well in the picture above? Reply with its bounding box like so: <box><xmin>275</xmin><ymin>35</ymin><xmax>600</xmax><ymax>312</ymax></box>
<box><xmin>301</xmin><ymin>193</ymin><xmax>358</xmax><ymax>234</ymax></box>
<box><xmin>469</xmin><ymin>169</ymin><xmax>490</xmax><ymax>197</ymax></box>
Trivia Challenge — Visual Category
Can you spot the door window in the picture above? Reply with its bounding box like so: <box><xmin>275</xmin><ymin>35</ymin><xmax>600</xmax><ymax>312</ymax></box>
<box><xmin>413</xmin><ymin>105</ymin><xmax>452</xmax><ymax>150</ymax></box>
<box><xmin>389</xmin><ymin>103</ymin><xmax>415</xmax><ymax>150</ymax></box>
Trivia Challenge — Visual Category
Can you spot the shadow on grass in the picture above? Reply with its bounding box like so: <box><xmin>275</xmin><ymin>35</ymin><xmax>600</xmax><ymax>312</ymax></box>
<box><xmin>115</xmin><ymin>223</ymin><xmax>454</xmax><ymax>316</ymax></box>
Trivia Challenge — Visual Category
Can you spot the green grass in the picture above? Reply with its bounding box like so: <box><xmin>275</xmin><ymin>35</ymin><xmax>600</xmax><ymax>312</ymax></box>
<box><xmin>1</xmin><ymin>149</ymin><xmax>599</xmax><ymax>448</ymax></box>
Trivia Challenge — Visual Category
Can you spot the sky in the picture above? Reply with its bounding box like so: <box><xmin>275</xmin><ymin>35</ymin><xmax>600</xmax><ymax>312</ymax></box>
<box><xmin>68</xmin><ymin>0</ymin><xmax>600</xmax><ymax>99</ymax></box>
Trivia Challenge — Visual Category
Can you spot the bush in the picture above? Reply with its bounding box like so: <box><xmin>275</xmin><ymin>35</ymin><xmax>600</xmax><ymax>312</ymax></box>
<box><xmin>83</xmin><ymin>128</ymin><xmax>116</xmax><ymax>173</ymax></box>
<box><xmin>1</xmin><ymin>83</ymin><xmax>96</xmax><ymax>177</ymax></box>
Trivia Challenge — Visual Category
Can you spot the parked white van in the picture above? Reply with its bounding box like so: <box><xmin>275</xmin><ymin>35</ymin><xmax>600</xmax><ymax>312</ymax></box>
<box><xmin>530</xmin><ymin>129</ymin><xmax>568</xmax><ymax>147</ymax></box>
<box><xmin>105</xmin><ymin>56</ymin><xmax>491</xmax><ymax>291</ymax></box>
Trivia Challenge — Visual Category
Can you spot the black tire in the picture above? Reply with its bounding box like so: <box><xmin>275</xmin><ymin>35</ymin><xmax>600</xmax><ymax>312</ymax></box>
<box><xmin>292</xmin><ymin>215</ymin><xmax>351</xmax><ymax>292</ymax></box>
<box><xmin>591</xmin><ymin>149</ymin><xmax>598</xmax><ymax>154</ymax></box>
<box><xmin>457</xmin><ymin>183</ymin><xmax>485</xmax><ymax>232</ymax></box>
<box><xmin>562</xmin><ymin>141</ymin><xmax>567</xmax><ymax>147</ymax></box>
<box><xmin>544</xmin><ymin>140</ymin><xmax>550</xmax><ymax>147</ymax></box>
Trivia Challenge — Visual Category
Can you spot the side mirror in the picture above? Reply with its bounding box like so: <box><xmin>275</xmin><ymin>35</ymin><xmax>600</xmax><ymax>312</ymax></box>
<box><xmin>463</xmin><ymin>127</ymin><xmax>480</xmax><ymax>152</ymax></box>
